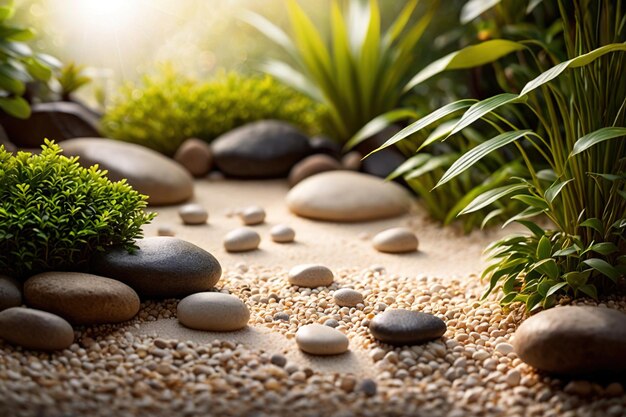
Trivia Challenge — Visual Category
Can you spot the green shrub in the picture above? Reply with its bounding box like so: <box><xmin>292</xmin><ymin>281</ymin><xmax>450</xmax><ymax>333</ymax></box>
<box><xmin>0</xmin><ymin>140</ymin><xmax>155</xmax><ymax>278</ymax></box>
<box><xmin>102</xmin><ymin>69</ymin><xmax>327</xmax><ymax>156</ymax></box>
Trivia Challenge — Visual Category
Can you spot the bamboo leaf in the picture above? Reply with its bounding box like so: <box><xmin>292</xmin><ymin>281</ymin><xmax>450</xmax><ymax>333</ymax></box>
<box><xmin>418</xmin><ymin>119</ymin><xmax>459</xmax><ymax>151</ymax></box>
<box><xmin>345</xmin><ymin>108</ymin><xmax>417</xmax><ymax>150</ymax></box>
<box><xmin>583</xmin><ymin>259</ymin><xmax>620</xmax><ymax>282</ymax></box>
<box><xmin>404</xmin><ymin>40</ymin><xmax>525</xmax><ymax>90</ymax></box>
<box><xmin>436</xmin><ymin>130</ymin><xmax>533</xmax><ymax>187</ymax></box>
<box><xmin>516</xmin><ymin>220</ymin><xmax>546</xmax><ymax>237</ymax></box>
<box><xmin>570</xmin><ymin>127</ymin><xmax>626</xmax><ymax>156</ymax></box>
<box><xmin>588</xmin><ymin>242</ymin><xmax>618</xmax><ymax>255</ymax></box>
<box><xmin>405</xmin><ymin>154</ymin><xmax>457</xmax><ymax>180</ymax></box>
<box><xmin>0</xmin><ymin>96</ymin><xmax>30</xmax><ymax>118</ymax></box>
<box><xmin>459</xmin><ymin>184</ymin><xmax>527</xmax><ymax>215</ymax></box>
<box><xmin>367</xmin><ymin>99</ymin><xmax>475</xmax><ymax>155</ymax></box>
<box><xmin>579</xmin><ymin>284</ymin><xmax>598</xmax><ymax>299</ymax></box>
<box><xmin>460</xmin><ymin>0</ymin><xmax>501</xmax><ymax>24</ymax></box>
<box><xmin>449</xmin><ymin>93</ymin><xmax>521</xmax><ymax>136</ymax></box>
<box><xmin>547</xmin><ymin>281</ymin><xmax>568</xmax><ymax>297</ymax></box>
<box><xmin>241</xmin><ymin>11</ymin><xmax>295</xmax><ymax>54</ymax></box>
<box><xmin>536</xmin><ymin>235</ymin><xmax>552</xmax><ymax>259</ymax></box>
<box><xmin>511</xmin><ymin>194</ymin><xmax>549</xmax><ymax>210</ymax></box>
<box><xmin>259</xmin><ymin>60</ymin><xmax>322</xmax><ymax>101</ymax></box>
<box><xmin>386</xmin><ymin>153</ymin><xmax>430</xmax><ymax>181</ymax></box>
<box><xmin>580</xmin><ymin>218</ymin><xmax>604</xmax><ymax>235</ymax></box>
<box><xmin>519</xmin><ymin>43</ymin><xmax>626</xmax><ymax>97</ymax></box>
<box><xmin>544</xmin><ymin>179</ymin><xmax>573</xmax><ymax>204</ymax></box>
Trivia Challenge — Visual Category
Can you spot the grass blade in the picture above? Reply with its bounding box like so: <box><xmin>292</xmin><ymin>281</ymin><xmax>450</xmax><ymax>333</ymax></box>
<box><xmin>570</xmin><ymin>127</ymin><xmax>626</xmax><ymax>156</ymax></box>
<box><xmin>345</xmin><ymin>108</ymin><xmax>417</xmax><ymax>150</ymax></box>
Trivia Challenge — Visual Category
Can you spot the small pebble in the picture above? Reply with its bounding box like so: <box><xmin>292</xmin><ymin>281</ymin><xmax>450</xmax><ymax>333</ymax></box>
<box><xmin>177</xmin><ymin>292</ymin><xmax>249</xmax><ymax>331</ymax></box>
<box><xmin>288</xmin><ymin>264</ymin><xmax>334</xmax><ymax>288</ymax></box>
<box><xmin>178</xmin><ymin>204</ymin><xmax>208</xmax><ymax>225</ymax></box>
<box><xmin>356</xmin><ymin>379</ymin><xmax>377</xmax><ymax>397</ymax></box>
<box><xmin>505</xmin><ymin>370</ymin><xmax>521</xmax><ymax>387</ymax></box>
<box><xmin>324</xmin><ymin>319</ymin><xmax>340</xmax><ymax>328</ymax></box>
<box><xmin>270</xmin><ymin>224</ymin><xmax>296</xmax><ymax>243</ymax></box>
<box><xmin>224</xmin><ymin>228</ymin><xmax>261</xmax><ymax>252</ymax></box>
<box><xmin>372</xmin><ymin>227</ymin><xmax>418</xmax><ymax>253</ymax></box>
<box><xmin>295</xmin><ymin>324</ymin><xmax>349</xmax><ymax>355</ymax></box>
<box><xmin>495</xmin><ymin>342</ymin><xmax>514</xmax><ymax>355</ymax></box>
<box><xmin>238</xmin><ymin>206</ymin><xmax>266</xmax><ymax>225</ymax></box>
<box><xmin>605</xmin><ymin>382</ymin><xmax>624</xmax><ymax>397</ymax></box>
<box><xmin>270</xmin><ymin>354</ymin><xmax>287</xmax><ymax>368</ymax></box>
<box><xmin>341</xmin><ymin>151</ymin><xmax>362</xmax><ymax>171</ymax></box>
<box><xmin>157</xmin><ymin>225</ymin><xmax>175</xmax><ymax>237</ymax></box>
<box><xmin>273</xmin><ymin>312</ymin><xmax>290</xmax><ymax>322</ymax></box>
<box><xmin>333</xmin><ymin>289</ymin><xmax>364</xmax><ymax>307</ymax></box>
<box><xmin>564</xmin><ymin>380</ymin><xmax>593</xmax><ymax>396</ymax></box>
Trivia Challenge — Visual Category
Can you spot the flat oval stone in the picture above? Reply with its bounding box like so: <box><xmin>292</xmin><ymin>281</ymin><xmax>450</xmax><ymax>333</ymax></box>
<box><xmin>179</xmin><ymin>204</ymin><xmax>208</xmax><ymax>225</ymax></box>
<box><xmin>288</xmin><ymin>154</ymin><xmax>341</xmax><ymax>187</ymax></box>
<box><xmin>91</xmin><ymin>237</ymin><xmax>222</xmax><ymax>299</ymax></box>
<box><xmin>212</xmin><ymin>120</ymin><xmax>312</xmax><ymax>178</ymax></box>
<box><xmin>296</xmin><ymin>324</ymin><xmax>349</xmax><ymax>355</ymax></box>
<box><xmin>271</xmin><ymin>224</ymin><xmax>295</xmax><ymax>243</ymax></box>
<box><xmin>288</xmin><ymin>264</ymin><xmax>334</xmax><ymax>288</ymax></box>
<box><xmin>372</xmin><ymin>227</ymin><xmax>419</xmax><ymax>253</ymax></box>
<box><xmin>0</xmin><ymin>275</ymin><xmax>22</xmax><ymax>311</ymax></box>
<box><xmin>287</xmin><ymin>171</ymin><xmax>411</xmax><ymax>222</ymax></box>
<box><xmin>513</xmin><ymin>306</ymin><xmax>626</xmax><ymax>376</ymax></box>
<box><xmin>238</xmin><ymin>206</ymin><xmax>266</xmax><ymax>225</ymax></box>
<box><xmin>157</xmin><ymin>225</ymin><xmax>175</xmax><ymax>237</ymax></box>
<box><xmin>369</xmin><ymin>309</ymin><xmax>446</xmax><ymax>346</ymax></box>
<box><xmin>24</xmin><ymin>272</ymin><xmax>140</xmax><ymax>325</ymax></box>
<box><xmin>0</xmin><ymin>307</ymin><xmax>74</xmax><ymax>351</ymax></box>
<box><xmin>174</xmin><ymin>138</ymin><xmax>213</xmax><ymax>177</ymax></box>
<box><xmin>177</xmin><ymin>292</ymin><xmax>250</xmax><ymax>332</ymax></box>
<box><xmin>341</xmin><ymin>151</ymin><xmax>362</xmax><ymax>171</ymax></box>
<box><xmin>333</xmin><ymin>289</ymin><xmax>364</xmax><ymax>307</ymax></box>
<box><xmin>224</xmin><ymin>228</ymin><xmax>261</xmax><ymax>252</ymax></box>
<box><xmin>61</xmin><ymin>138</ymin><xmax>193</xmax><ymax>206</ymax></box>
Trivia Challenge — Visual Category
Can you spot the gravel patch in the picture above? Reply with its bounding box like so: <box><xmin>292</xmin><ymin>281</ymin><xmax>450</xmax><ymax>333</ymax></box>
<box><xmin>1</xmin><ymin>265</ymin><xmax>625</xmax><ymax>417</ymax></box>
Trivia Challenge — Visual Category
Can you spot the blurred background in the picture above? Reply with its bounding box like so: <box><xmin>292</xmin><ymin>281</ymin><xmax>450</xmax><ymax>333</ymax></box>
<box><xmin>15</xmin><ymin>0</ymin><xmax>452</xmax><ymax>104</ymax></box>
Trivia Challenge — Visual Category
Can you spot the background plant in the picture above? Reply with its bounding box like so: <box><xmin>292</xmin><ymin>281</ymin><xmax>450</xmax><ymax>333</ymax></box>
<box><xmin>102</xmin><ymin>68</ymin><xmax>327</xmax><ymax>156</ymax></box>
<box><xmin>57</xmin><ymin>62</ymin><xmax>91</xmax><ymax>101</ymax></box>
<box><xmin>372</xmin><ymin>0</ymin><xmax>626</xmax><ymax>308</ymax></box>
<box><xmin>245</xmin><ymin>0</ymin><xmax>438</xmax><ymax>144</ymax></box>
<box><xmin>0</xmin><ymin>1</ymin><xmax>56</xmax><ymax>118</ymax></box>
<box><xmin>0</xmin><ymin>140</ymin><xmax>155</xmax><ymax>278</ymax></box>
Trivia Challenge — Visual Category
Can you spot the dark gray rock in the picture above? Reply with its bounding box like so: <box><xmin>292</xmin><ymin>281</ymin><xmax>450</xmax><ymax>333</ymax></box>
<box><xmin>309</xmin><ymin>136</ymin><xmax>342</xmax><ymax>160</ymax></box>
<box><xmin>356</xmin><ymin>125</ymin><xmax>406</xmax><ymax>179</ymax></box>
<box><xmin>90</xmin><ymin>237</ymin><xmax>221</xmax><ymax>299</ymax></box>
<box><xmin>212</xmin><ymin>120</ymin><xmax>312</xmax><ymax>178</ymax></box>
<box><xmin>0</xmin><ymin>275</ymin><xmax>22</xmax><ymax>311</ymax></box>
<box><xmin>0</xmin><ymin>101</ymin><xmax>100</xmax><ymax>148</ymax></box>
<box><xmin>61</xmin><ymin>138</ymin><xmax>194</xmax><ymax>206</ymax></box>
<box><xmin>369</xmin><ymin>309</ymin><xmax>446</xmax><ymax>346</ymax></box>
<box><xmin>513</xmin><ymin>306</ymin><xmax>626</xmax><ymax>376</ymax></box>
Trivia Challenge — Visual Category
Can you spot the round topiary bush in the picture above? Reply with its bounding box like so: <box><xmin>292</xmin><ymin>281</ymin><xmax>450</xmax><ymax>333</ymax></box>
<box><xmin>0</xmin><ymin>140</ymin><xmax>155</xmax><ymax>278</ymax></box>
<box><xmin>101</xmin><ymin>69</ymin><xmax>328</xmax><ymax>156</ymax></box>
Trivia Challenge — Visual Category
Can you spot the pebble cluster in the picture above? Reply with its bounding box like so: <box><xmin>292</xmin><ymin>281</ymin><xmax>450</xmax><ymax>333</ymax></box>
<box><xmin>1</xmin><ymin>264</ymin><xmax>624</xmax><ymax>417</ymax></box>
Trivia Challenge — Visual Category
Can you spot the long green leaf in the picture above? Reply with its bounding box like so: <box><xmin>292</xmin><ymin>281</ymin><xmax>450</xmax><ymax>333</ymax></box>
<box><xmin>0</xmin><ymin>96</ymin><xmax>30</xmax><ymax>118</ymax></box>
<box><xmin>418</xmin><ymin>118</ymin><xmax>458</xmax><ymax>151</ymax></box>
<box><xmin>519</xmin><ymin>43</ymin><xmax>626</xmax><ymax>96</ymax></box>
<box><xmin>344</xmin><ymin>108</ymin><xmax>417</xmax><ymax>150</ymax></box>
<box><xmin>544</xmin><ymin>179</ymin><xmax>573</xmax><ymax>204</ymax></box>
<box><xmin>404</xmin><ymin>40</ymin><xmax>525</xmax><ymax>91</ymax></box>
<box><xmin>405</xmin><ymin>154</ymin><xmax>457</xmax><ymax>180</ymax></box>
<box><xmin>570</xmin><ymin>127</ymin><xmax>626</xmax><ymax>156</ymax></box>
<box><xmin>449</xmin><ymin>93</ymin><xmax>521</xmax><ymax>136</ymax></box>
<box><xmin>459</xmin><ymin>184</ymin><xmax>528</xmax><ymax>215</ymax></box>
<box><xmin>260</xmin><ymin>60</ymin><xmax>322</xmax><ymax>101</ymax></box>
<box><xmin>460</xmin><ymin>0</ymin><xmax>501</xmax><ymax>24</ymax></box>
<box><xmin>241</xmin><ymin>11</ymin><xmax>295</xmax><ymax>54</ymax></box>
<box><xmin>583</xmin><ymin>258</ymin><xmax>620</xmax><ymax>282</ymax></box>
<box><xmin>436</xmin><ymin>130</ymin><xmax>533</xmax><ymax>186</ymax></box>
<box><xmin>367</xmin><ymin>99</ymin><xmax>475</xmax><ymax>156</ymax></box>
<box><xmin>386</xmin><ymin>153</ymin><xmax>430</xmax><ymax>181</ymax></box>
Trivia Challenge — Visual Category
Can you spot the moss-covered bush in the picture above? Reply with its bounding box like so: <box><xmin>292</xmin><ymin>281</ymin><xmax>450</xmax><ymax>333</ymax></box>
<box><xmin>101</xmin><ymin>70</ymin><xmax>327</xmax><ymax>156</ymax></box>
<box><xmin>0</xmin><ymin>140</ymin><xmax>155</xmax><ymax>278</ymax></box>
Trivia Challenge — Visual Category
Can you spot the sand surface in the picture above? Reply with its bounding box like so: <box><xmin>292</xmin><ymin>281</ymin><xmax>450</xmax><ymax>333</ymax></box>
<box><xmin>143</xmin><ymin>178</ymin><xmax>516</xmax><ymax>277</ymax></box>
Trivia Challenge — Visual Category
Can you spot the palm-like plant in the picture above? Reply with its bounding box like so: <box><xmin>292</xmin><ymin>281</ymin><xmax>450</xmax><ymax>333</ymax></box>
<box><xmin>244</xmin><ymin>0</ymin><xmax>437</xmax><ymax>143</ymax></box>
<box><xmin>373</xmin><ymin>0</ymin><xmax>626</xmax><ymax>309</ymax></box>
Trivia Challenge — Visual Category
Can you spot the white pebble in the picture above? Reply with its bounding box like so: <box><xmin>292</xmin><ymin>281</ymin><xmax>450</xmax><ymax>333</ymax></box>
<box><xmin>270</xmin><ymin>224</ymin><xmax>295</xmax><ymax>243</ymax></box>
<box><xmin>238</xmin><ymin>206</ymin><xmax>266</xmax><ymax>225</ymax></box>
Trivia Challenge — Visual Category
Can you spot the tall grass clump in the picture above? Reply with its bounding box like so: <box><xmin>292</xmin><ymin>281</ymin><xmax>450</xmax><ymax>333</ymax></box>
<box><xmin>373</xmin><ymin>0</ymin><xmax>626</xmax><ymax>309</ymax></box>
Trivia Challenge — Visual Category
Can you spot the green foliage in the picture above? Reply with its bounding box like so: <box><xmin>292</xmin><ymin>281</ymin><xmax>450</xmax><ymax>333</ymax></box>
<box><xmin>102</xmin><ymin>69</ymin><xmax>327</xmax><ymax>156</ymax></box>
<box><xmin>245</xmin><ymin>0</ymin><xmax>437</xmax><ymax>143</ymax></box>
<box><xmin>57</xmin><ymin>62</ymin><xmax>91</xmax><ymax>100</ymax></box>
<box><xmin>373</xmin><ymin>0</ymin><xmax>626</xmax><ymax>307</ymax></box>
<box><xmin>0</xmin><ymin>140</ymin><xmax>155</xmax><ymax>278</ymax></box>
<box><xmin>0</xmin><ymin>1</ymin><xmax>56</xmax><ymax>118</ymax></box>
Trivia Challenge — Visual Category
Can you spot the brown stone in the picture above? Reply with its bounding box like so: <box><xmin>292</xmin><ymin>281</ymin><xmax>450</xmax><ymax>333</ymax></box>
<box><xmin>174</xmin><ymin>138</ymin><xmax>213</xmax><ymax>177</ymax></box>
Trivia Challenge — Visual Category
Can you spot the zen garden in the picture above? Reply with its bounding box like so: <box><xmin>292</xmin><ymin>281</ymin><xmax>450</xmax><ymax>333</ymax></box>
<box><xmin>0</xmin><ymin>0</ymin><xmax>624</xmax><ymax>416</ymax></box>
